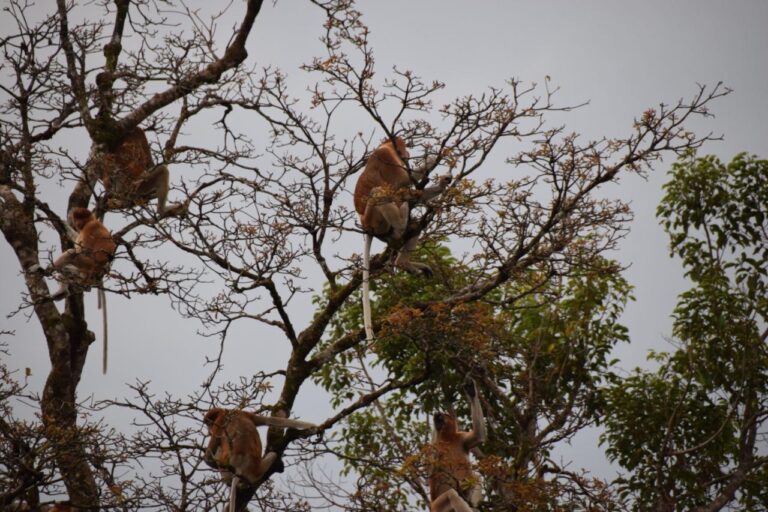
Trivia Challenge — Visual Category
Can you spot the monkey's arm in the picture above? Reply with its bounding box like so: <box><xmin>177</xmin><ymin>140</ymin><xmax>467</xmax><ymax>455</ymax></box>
<box><xmin>409</xmin><ymin>157</ymin><xmax>434</xmax><ymax>182</ymax></box>
<box><xmin>410</xmin><ymin>150</ymin><xmax>451</xmax><ymax>182</ymax></box>
<box><xmin>66</xmin><ymin>225</ymin><xmax>79</xmax><ymax>243</ymax></box>
<box><xmin>462</xmin><ymin>379</ymin><xmax>486</xmax><ymax>450</ymax></box>
<box><xmin>414</xmin><ymin>175</ymin><xmax>451</xmax><ymax>204</ymax></box>
<box><xmin>203</xmin><ymin>435</ymin><xmax>222</xmax><ymax>469</ymax></box>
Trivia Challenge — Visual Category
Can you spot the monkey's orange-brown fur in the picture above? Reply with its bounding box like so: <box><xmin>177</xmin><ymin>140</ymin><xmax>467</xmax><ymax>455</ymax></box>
<box><xmin>204</xmin><ymin>408</ymin><xmax>269</xmax><ymax>485</ymax></box>
<box><xmin>53</xmin><ymin>207</ymin><xmax>116</xmax><ymax>285</ymax></box>
<box><xmin>99</xmin><ymin>127</ymin><xmax>154</xmax><ymax>191</ymax></box>
<box><xmin>203</xmin><ymin>408</ymin><xmax>316</xmax><ymax>486</ymax></box>
<box><xmin>354</xmin><ymin>137</ymin><xmax>412</xmax><ymax>238</ymax></box>
<box><xmin>354</xmin><ymin>137</ymin><xmax>451</xmax><ymax>342</ymax></box>
<box><xmin>50</xmin><ymin>208</ymin><xmax>116</xmax><ymax>373</ymax></box>
<box><xmin>428</xmin><ymin>380</ymin><xmax>486</xmax><ymax>512</ymax></box>
<box><xmin>93</xmin><ymin>127</ymin><xmax>180</xmax><ymax>215</ymax></box>
<box><xmin>430</xmin><ymin>414</ymin><xmax>475</xmax><ymax>504</ymax></box>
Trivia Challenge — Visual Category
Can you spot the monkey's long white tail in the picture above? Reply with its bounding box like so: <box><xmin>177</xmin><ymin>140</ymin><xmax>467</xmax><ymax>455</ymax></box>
<box><xmin>229</xmin><ymin>475</ymin><xmax>239</xmax><ymax>512</ymax></box>
<box><xmin>250</xmin><ymin>414</ymin><xmax>316</xmax><ymax>430</ymax></box>
<box><xmin>362</xmin><ymin>234</ymin><xmax>374</xmax><ymax>343</ymax></box>
<box><xmin>98</xmin><ymin>287</ymin><xmax>108</xmax><ymax>374</ymax></box>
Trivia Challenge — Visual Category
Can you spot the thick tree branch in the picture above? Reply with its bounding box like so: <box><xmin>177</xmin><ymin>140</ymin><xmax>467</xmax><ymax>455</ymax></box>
<box><xmin>117</xmin><ymin>0</ymin><xmax>265</xmax><ymax>132</ymax></box>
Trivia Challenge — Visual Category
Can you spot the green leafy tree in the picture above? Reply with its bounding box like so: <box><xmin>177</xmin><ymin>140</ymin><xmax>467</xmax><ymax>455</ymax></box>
<box><xmin>315</xmin><ymin>246</ymin><xmax>632</xmax><ymax>510</ymax></box>
<box><xmin>603</xmin><ymin>153</ymin><xmax>768</xmax><ymax>511</ymax></box>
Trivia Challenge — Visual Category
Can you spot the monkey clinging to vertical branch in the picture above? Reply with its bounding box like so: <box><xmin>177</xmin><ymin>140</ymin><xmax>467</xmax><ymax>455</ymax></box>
<box><xmin>50</xmin><ymin>207</ymin><xmax>116</xmax><ymax>373</ymax></box>
<box><xmin>354</xmin><ymin>136</ymin><xmax>451</xmax><ymax>342</ymax></box>
<box><xmin>92</xmin><ymin>126</ymin><xmax>186</xmax><ymax>217</ymax></box>
<box><xmin>428</xmin><ymin>378</ymin><xmax>486</xmax><ymax>512</ymax></box>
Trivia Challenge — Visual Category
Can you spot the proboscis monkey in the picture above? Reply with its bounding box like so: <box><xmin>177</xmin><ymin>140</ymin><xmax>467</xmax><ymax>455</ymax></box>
<box><xmin>429</xmin><ymin>379</ymin><xmax>486</xmax><ymax>512</ymax></box>
<box><xmin>51</xmin><ymin>207</ymin><xmax>116</xmax><ymax>374</ymax></box>
<box><xmin>354</xmin><ymin>137</ymin><xmax>450</xmax><ymax>342</ymax></box>
<box><xmin>93</xmin><ymin>127</ymin><xmax>185</xmax><ymax>216</ymax></box>
<box><xmin>203</xmin><ymin>408</ymin><xmax>316</xmax><ymax>512</ymax></box>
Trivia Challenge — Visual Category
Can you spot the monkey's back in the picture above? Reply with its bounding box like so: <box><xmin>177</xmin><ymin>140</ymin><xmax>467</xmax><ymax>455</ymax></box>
<box><xmin>227</xmin><ymin>413</ymin><xmax>264</xmax><ymax>483</ymax></box>
<box><xmin>99</xmin><ymin>127</ymin><xmax>154</xmax><ymax>190</ymax></box>
<box><xmin>354</xmin><ymin>144</ymin><xmax>411</xmax><ymax>215</ymax></box>
<box><xmin>76</xmin><ymin>220</ymin><xmax>116</xmax><ymax>271</ymax></box>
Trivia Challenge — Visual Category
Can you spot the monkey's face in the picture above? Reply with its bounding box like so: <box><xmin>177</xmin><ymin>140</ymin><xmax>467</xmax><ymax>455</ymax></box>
<box><xmin>433</xmin><ymin>412</ymin><xmax>457</xmax><ymax>434</ymax></box>
<box><xmin>69</xmin><ymin>207</ymin><xmax>94</xmax><ymax>231</ymax></box>
<box><xmin>203</xmin><ymin>408</ymin><xmax>225</xmax><ymax>431</ymax></box>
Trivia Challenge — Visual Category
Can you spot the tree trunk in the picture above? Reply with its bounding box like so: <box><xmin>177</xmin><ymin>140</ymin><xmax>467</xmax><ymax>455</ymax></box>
<box><xmin>0</xmin><ymin>187</ymin><xmax>100</xmax><ymax>508</ymax></box>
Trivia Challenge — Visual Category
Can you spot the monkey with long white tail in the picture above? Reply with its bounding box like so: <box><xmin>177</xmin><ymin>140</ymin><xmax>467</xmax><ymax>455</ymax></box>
<box><xmin>202</xmin><ymin>408</ymin><xmax>316</xmax><ymax>512</ymax></box>
<box><xmin>51</xmin><ymin>207</ymin><xmax>116</xmax><ymax>374</ymax></box>
<box><xmin>354</xmin><ymin>137</ymin><xmax>450</xmax><ymax>342</ymax></box>
<box><xmin>428</xmin><ymin>378</ymin><xmax>486</xmax><ymax>512</ymax></box>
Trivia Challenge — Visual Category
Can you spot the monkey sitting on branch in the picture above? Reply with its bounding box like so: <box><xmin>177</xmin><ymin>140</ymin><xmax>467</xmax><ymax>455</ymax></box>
<box><xmin>428</xmin><ymin>378</ymin><xmax>486</xmax><ymax>512</ymax></box>
<box><xmin>203</xmin><ymin>408</ymin><xmax>317</xmax><ymax>512</ymax></box>
<box><xmin>50</xmin><ymin>207</ymin><xmax>116</xmax><ymax>373</ymax></box>
<box><xmin>354</xmin><ymin>136</ymin><xmax>451</xmax><ymax>342</ymax></box>
<box><xmin>91</xmin><ymin>126</ymin><xmax>185</xmax><ymax>217</ymax></box>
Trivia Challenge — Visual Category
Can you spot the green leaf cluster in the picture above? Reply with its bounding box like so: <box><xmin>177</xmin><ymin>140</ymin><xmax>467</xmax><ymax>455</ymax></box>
<box><xmin>315</xmin><ymin>243</ymin><xmax>632</xmax><ymax>509</ymax></box>
<box><xmin>603</xmin><ymin>152</ymin><xmax>768</xmax><ymax>510</ymax></box>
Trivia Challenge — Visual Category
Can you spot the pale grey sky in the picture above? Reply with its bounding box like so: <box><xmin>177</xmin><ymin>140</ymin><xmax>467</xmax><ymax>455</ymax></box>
<box><xmin>2</xmin><ymin>0</ymin><xmax>767</xmax><ymax>493</ymax></box>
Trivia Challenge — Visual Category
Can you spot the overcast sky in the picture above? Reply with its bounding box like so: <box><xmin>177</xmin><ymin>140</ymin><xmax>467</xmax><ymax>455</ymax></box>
<box><xmin>2</xmin><ymin>0</ymin><xmax>767</xmax><ymax>488</ymax></box>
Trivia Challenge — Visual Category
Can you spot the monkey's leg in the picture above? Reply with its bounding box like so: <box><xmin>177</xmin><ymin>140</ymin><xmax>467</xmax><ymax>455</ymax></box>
<box><xmin>50</xmin><ymin>250</ymin><xmax>81</xmax><ymax>300</ymax></box>
<box><xmin>232</xmin><ymin>450</ymin><xmax>276</xmax><ymax>485</ymax></box>
<box><xmin>419</xmin><ymin>177</ymin><xmax>451</xmax><ymax>203</ymax></box>
<box><xmin>134</xmin><ymin>165</ymin><xmax>169</xmax><ymax>212</ymax></box>
<box><xmin>397</xmin><ymin>202</ymin><xmax>409</xmax><ymax>232</ymax></box>
<box><xmin>431</xmin><ymin>489</ymin><xmax>474</xmax><ymax>512</ymax></box>
<box><xmin>136</xmin><ymin>164</ymin><xmax>186</xmax><ymax>216</ymax></box>
<box><xmin>256</xmin><ymin>451</ymin><xmax>277</xmax><ymax>479</ymax></box>
<box><xmin>52</xmin><ymin>249</ymin><xmax>77</xmax><ymax>271</ymax></box>
<box><xmin>394</xmin><ymin>233</ymin><xmax>433</xmax><ymax>276</ymax></box>
<box><xmin>391</xmin><ymin>203</ymin><xmax>432</xmax><ymax>275</ymax></box>
<box><xmin>374</xmin><ymin>202</ymin><xmax>407</xmax><ymax>240</ymax></box>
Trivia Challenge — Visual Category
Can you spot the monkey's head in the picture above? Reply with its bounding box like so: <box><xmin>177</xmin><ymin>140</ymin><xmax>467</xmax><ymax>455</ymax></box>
<box><xmin>382</xmin><ymin>136</ymin><xmax>410</xmax><ymax>161</ymax></box>
<box><xmin>433</xmin><ymin>412</ymin><xmax>458</xmax><ymax>435</ymax></box>
<box><xmin>203</xmin><ymin>408</ymin><xmax>226</xmax><ymax>432</ymax></box>
<box><xmin>69</xmin><ymin>207</ymin><xmax>95</xmax><ymax>231</ymax></box>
